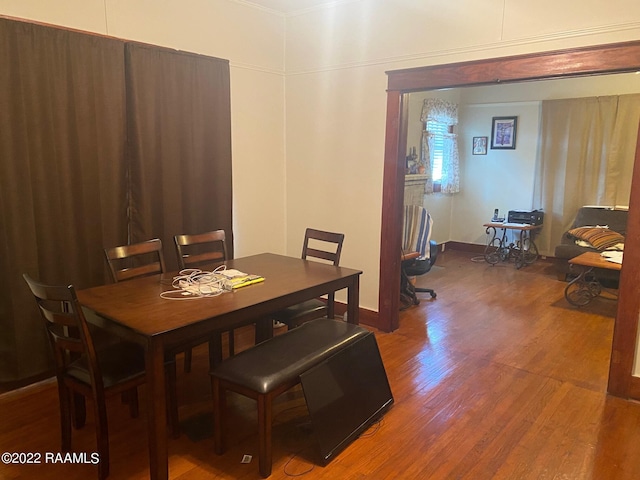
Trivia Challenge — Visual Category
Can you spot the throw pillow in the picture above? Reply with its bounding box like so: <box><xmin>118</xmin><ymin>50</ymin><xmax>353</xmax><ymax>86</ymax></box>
<box><xmin>567</xmin><ymin>226</ymin><xmax>625</xmax><ymax>250</ymax></box>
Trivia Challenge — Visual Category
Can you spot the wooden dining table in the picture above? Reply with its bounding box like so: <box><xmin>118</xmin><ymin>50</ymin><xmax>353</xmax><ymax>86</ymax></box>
<box><xmin>76</xmin><ymin>253</ymin><xmax>362</xmax><ymax>480</ymax></box>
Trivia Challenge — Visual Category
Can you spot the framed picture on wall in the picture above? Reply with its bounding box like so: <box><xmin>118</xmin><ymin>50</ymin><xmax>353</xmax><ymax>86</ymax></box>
<box><xmin>490</xmin><ymin>116</ymin><xmax>517</xmax><ymax>149</ymax></box>
<box><xmin>472</xmin><ymin>136</ymin><xmax>488</xmax><ymax>155</ymax></box>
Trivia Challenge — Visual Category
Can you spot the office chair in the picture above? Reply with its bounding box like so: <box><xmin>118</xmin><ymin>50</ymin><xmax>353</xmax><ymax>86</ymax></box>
<box><xmin>401</xmin><ymin>205</ymin><xmax>438</xmax><ymax>309</ymax></box>
<box><xmin>271</xmin><ymin>228</ymin><xmax>345</xmax><ymax>329</ymax></box>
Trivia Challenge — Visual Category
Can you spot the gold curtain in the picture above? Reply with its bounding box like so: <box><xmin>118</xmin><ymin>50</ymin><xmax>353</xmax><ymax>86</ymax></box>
<box><xmin>533</xmin><ymin>94</ymin><xmax>640</xmax><ymax>256</ymax></box>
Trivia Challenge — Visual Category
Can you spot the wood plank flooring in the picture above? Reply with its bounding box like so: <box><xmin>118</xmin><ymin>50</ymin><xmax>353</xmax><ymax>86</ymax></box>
<box><xmin>2</xmin><ymin>249</ymin><xmax>640</xmax><ymax>479</ymax></box>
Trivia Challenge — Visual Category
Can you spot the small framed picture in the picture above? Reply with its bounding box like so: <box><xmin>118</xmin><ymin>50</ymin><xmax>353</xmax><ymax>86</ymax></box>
<box><xmin>472</xmin><ymin>136</ymin><xmax>488</xmax><ymax>155</ymax></box>
<box><xmin>491</xmin><ymin>116</ymin><xmax>517</xmax><ymax>149</ymax></box>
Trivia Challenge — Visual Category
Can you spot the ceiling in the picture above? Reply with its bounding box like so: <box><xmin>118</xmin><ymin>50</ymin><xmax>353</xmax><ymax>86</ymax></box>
<box><xmin>243</xmin><ymin>0</ymin><xmax>341</xmax><ymax>14</ymax></box>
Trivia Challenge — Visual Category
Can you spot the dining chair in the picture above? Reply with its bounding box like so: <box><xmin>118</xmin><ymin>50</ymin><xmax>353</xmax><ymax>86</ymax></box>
<box><xmin>174</xmin><ymin>230</ymin><xmax>235</xmax><ymax>366</ymax></box>
<box><xmin>174</xmin><ymin>230</ymin><xmax>228</xmax><ymax>269</ymax></box>
<box><xmin>271</xmin><ymin>228</ymin><xmax>345</xmax><ymax>329</ymax></box>
<box><xmin>104</xmin><ymin>238</ymin><xmax>166</xmax><ymax>283</ymax></box>
<box><xmin>105</xmin><ymin>238</ymin><xmax>199</xmax><ymax>373</ymax></box>
<box><xmin>23</xmin><ymin>274</ymin><xmax>178</xmax><ymax>480</ymax></box>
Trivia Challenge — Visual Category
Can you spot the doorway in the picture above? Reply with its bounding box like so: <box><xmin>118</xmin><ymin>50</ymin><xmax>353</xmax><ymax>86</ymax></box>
<box><xmin>378</xmin><ymin>40</ymin><xmax>640</xmax><ymax>400</ymax></box>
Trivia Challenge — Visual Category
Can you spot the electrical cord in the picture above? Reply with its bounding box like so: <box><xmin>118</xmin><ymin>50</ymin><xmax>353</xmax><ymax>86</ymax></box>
<box><xmin>281</xmin><ymin>418</ymin><xmax>385</xmax><ymax>476</ymax></box>
<box><xmin>159</xmin><ymin>266</ymin><xmax>229</xmax><ymax>300</ymax></box>
<box><xmin>283</xmin><ymin>448</ymin><xmax>315</xmax><ymax>477</ymax></box>
<box><xmin>359</xmin><ymin>418</ymin><xmax>384</xmax><ymax>437</ymax></box>
<box><xmin>276</xmin><ymin>407</ymin><xmax>385</xmax><ymax>477</ymax></box>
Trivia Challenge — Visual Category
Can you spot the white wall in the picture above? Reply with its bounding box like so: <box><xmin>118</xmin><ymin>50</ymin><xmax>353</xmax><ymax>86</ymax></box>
<box><xmin>285</xmin><ymin>65</ymin><xmax>387</xmax><ymax>302</ymax></box>
<box><xmin>400</xmin><ymin>73</ymin><xmax>640</xmax><ymax>255</ymax></box>
<box><xmin>2</xmin><ymin>0</ymin><xmax>640</xmax><ymax>312</ymax></box>
<box><xmin>454</xmin><ymin>101</ymin><xmax>540</xmax><ymax>246</ymax></box>
<box><xmin>285</xmin><ymin>0</ymin><xmax>640</xmax><ymax>310</ymax></box>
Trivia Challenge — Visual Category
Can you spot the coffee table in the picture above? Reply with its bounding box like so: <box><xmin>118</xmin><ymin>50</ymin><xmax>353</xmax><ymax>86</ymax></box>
<box><xmin>564</xmin><ymin>251</ymin><xmax>622</xmax><ymax>306</ymax></box>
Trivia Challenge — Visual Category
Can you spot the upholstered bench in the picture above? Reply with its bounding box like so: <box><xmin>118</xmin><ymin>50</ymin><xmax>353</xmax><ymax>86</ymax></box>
<box><xmin>210</xmin><ymin>318</ymin><xmax>369</xmax><ymax>477</ymax></box>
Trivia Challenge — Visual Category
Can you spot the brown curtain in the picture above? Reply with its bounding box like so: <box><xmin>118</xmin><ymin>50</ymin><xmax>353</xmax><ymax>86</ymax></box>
<box><xmin>0</xmin><ymin>21</ymin><xmax>232</xmax><ymax>387</ymax></box>
<box><xmin>0</xmin><ymin>20</ymin><xmax>128</xmax><ymax>383</ymax></box>
<box><xmin>125</xmin><ymin>43</ymin><xmax>233</xmax><ymax>270</ymax></box>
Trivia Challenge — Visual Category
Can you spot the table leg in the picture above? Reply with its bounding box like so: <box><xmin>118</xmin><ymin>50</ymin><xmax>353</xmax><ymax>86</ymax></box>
<box><xmin>255</xmin><ymin>317</ymin><xmax>274</xmax><ymax>344</ymax></box>
<box><xmin>518</xmin><ymin>230</ymin><xmax>539</xmax><ymax>268</ymax></box>
<box><xmin>515</xmin><ymin>230</ymin><xmax>526</xmax><ymax>269</ymax></box>
<box><xmin>327</xmin><ymin>292</ymin><xmax>336</xmax><ymax>319</ymax></box>
<box><xmin>209</xmin><ymin>335</ymin><xmax>223</xmax><ymax>368</ymax></box>
<box><xmin>525</xmin><ymin>232</ymin><xmax>539</xmax><ymax>265</ymax></box>
<box><xmin>484</xmin><ymin>226</ymin><xmax>505</xmax><ymax>265</ymax></box>
<box><xmin>347</xmin><ymin>275</ymin><xmax>360</xmax><ymax>324</ymax></box>
<box><xmin>564</xmin><ymin>266</ymin><xmax>601</xmax><ymax>306</ymax></box>
<box><xmin>146</xmin><ymin>340</ymin><xmax>168</xmax><ymax>480</ymax></box>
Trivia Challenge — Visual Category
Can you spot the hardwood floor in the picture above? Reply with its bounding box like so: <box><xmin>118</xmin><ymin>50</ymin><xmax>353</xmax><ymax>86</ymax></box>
<box><xmin>2</xmin><ymin>249</ymin><xmax>640</xmax><ymax>479</ymax></box>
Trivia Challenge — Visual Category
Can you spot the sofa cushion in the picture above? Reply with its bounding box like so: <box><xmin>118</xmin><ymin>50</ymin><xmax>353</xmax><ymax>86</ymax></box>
<box><xmin>567</xmin><ymin>226</ymin><xmax>625</xmax><ymax>250</ymax></box>
<box><xmin>570</xmin><ymin>207</ymin><xmax>628</xmax><ymax>235</ymax></box>
<box><xmin>554</xmin><ymin>207</ymin><xmax>628</xmax><ymax>281</ymax></box>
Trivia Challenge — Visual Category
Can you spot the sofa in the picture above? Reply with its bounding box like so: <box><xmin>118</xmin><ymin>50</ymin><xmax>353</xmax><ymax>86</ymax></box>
<box><xmin>554</xmin><ymin>206</ymin><xmax>627</xmax><ymax>282</ymax></box>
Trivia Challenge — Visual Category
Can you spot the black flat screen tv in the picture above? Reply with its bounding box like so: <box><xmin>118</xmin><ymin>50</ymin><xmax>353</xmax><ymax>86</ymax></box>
<box><xmin>300</xmin><ymin>332</ymin><xmax>394</xmax><ymax>465</ymax></box>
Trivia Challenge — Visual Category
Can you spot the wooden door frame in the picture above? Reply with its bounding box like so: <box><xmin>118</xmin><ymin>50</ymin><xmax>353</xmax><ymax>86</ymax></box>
<box><xmin>379</xmin><ymin>40</ymin><xmax>640</xmax><ymax>399</ymax></box>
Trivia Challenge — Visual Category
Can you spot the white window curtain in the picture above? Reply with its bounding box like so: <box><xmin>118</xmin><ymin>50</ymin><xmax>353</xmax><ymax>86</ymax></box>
<box><xmin>420</xmin><ymin>98</ymin><xmax>460</xmax><ymax>194</ymax></box>
<box><xmin>533</xmin><ymin>94</ymin><xmax>640</xmax><ymax>256</ymax></box>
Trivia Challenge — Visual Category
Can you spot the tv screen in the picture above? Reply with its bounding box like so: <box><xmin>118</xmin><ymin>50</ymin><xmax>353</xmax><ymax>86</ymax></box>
<box><xmin>300</xmin><ymin>332</ymin><xmax>394</xmax><ymax>465</ymax></box>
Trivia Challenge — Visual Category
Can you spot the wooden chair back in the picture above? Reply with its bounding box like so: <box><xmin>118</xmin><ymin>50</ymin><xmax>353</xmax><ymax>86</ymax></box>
<box><xmin>104</xmin><ymin>238</ymin><xmax>166</xmax><ymax>282</ymax></box>
<box><xmin>174</xmin><ymin>230</ymin><xmax>233</xmax><ymax>364</ymax></box>
<box><xmin>22</xmin><ymin>273</ymin><xmax>172</xmax><ymax>478</ymax></box>
<box><xmin>271</xmin><ymin>228</ymin><xmax>345</xmax><ymax>329</ymax></box>
<box><xmin>302</xmin><ymin>228</ymin><xmax>344</xmax><ymax>266</ymax></box>
<box><xmin>174</xmin><ymin>230</ymin><xmax>228</xmax><ymax>270</ymax></box>
<box><xmin>22</xmin><ymin>274</ymin><xmax>105</xmax><ymax>401</ymax></box>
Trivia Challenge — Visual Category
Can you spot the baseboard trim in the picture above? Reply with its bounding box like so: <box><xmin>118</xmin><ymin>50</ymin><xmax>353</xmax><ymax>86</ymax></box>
<box><xmin>334</xmin><ymin>302</ymin><xmax>380</xmax><ymax>330</ymax></box>
<box><xmin>444</xmin><ymin>241</ymin><xmax>486</xmax><ymax>254</ymax></box>
<box><xmin>0</xmin><ymin>376</ymin><xmax>55</xmax><ymax>398</ymax></box>
<box><xmin>442</xmin><ymin>240</ymin><xmax>559</xmax><ymax>264</ymax></box>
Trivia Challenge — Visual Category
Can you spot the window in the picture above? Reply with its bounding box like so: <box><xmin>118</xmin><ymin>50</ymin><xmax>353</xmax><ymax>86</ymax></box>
<box><xmin>425</xmin><ymin>120</ymin><xmax>449</xmax><ymax>183</ymax></box>
<box><xmin>420</xmin><ymin>98</ymin><xmax>460</xmax><ymax>194</ymax></box>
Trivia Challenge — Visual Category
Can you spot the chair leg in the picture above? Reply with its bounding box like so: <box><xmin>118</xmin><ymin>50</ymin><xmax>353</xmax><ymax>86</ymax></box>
<box><xmin>183</xmin><ymin>348</ymin><xmax>193</xmax><ymax>373</ymax></box>
<box><xmin>166</xmin><ymin>363</ymin><xmax>180</xmax><ymax>438</ymax></box>
<box><xmin>127</xmin><ymin>388</ymin><xmax>139</xmax><ymax>418</ymax></box>
<box><xmin>415</xmin><ymin>286</ymin><xmax>437</xmax><ymax>298</ymax></box>
<box><xmin>58</xmin><ymin>382</ymin><xmax>72</xmax><ymax>451</ymax></box>
<box><xmin>212</xmin><ymin>378</ymin><xmax>226</xmax><ymax>455</ymax></box>
<box><xmin>92</xmin><ymin>398</ymin><xmax>110</xmax><ymax>480</ymax></box>
<box><xmin>71</xmin><ymin>392</ymin><xmax>86</xmax><ymax>429</ymax></box>
<box><xmin>327</xmin><ymin>292</ymin><xmax>336</xmax><ymax>318</ymax></box>
<box><xmin>400</xmin><ymin>274</ymin><xmax>419</xmax><ymax>307</ymax></box>
<box><xmin>257</xmin><ymin>393</ymin><xmax>273</xmax><ymax>478</ymax></box>
<box><xmin>209</xmin><ymin>336</ymin><xmax>223</xmax><ymax>369</ymax></box>
<box><xmin>228</xmin><ymin>330</ymin><xmax>235</xmax><ymax>357</ymax></box>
